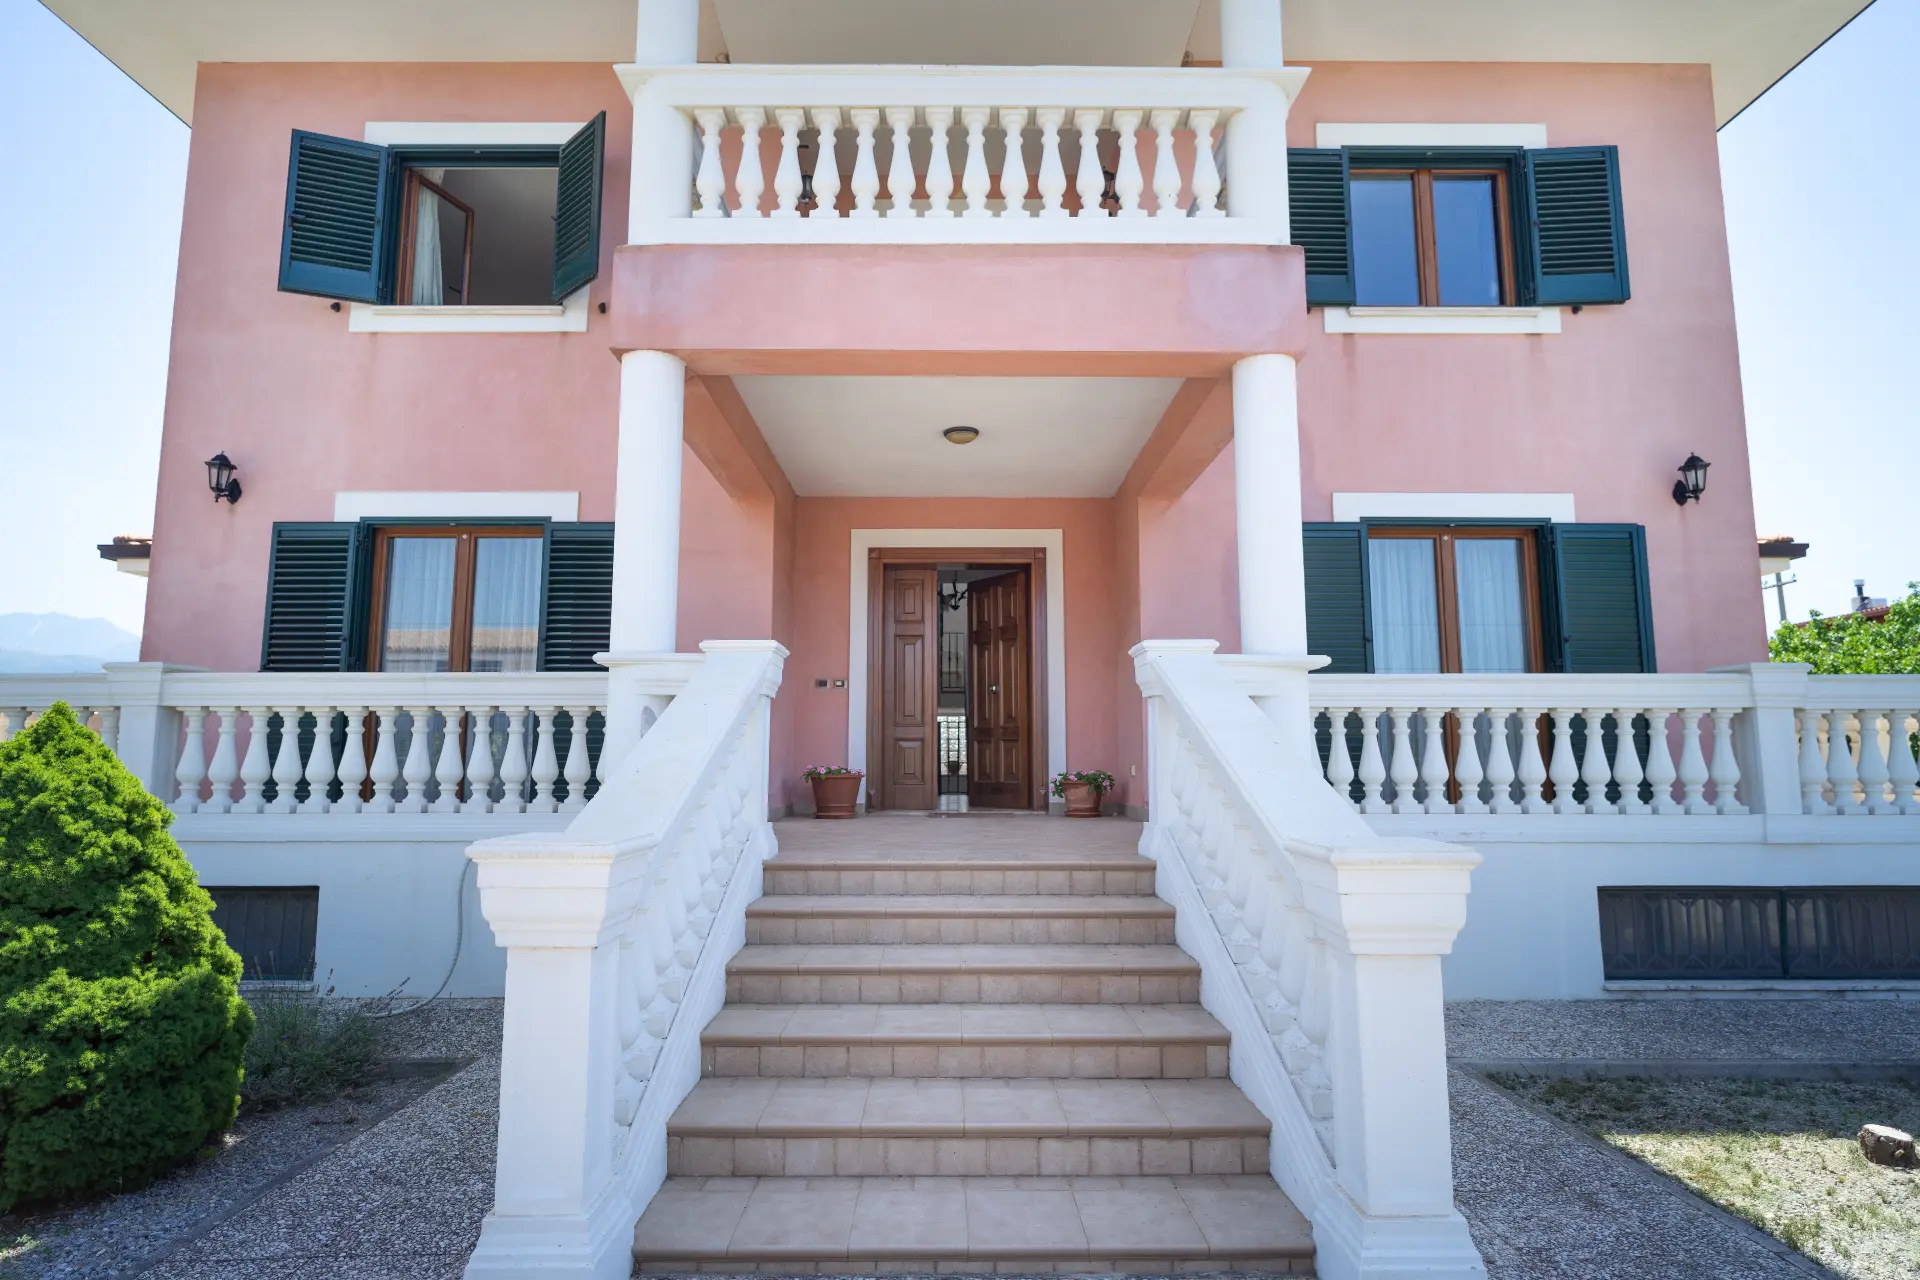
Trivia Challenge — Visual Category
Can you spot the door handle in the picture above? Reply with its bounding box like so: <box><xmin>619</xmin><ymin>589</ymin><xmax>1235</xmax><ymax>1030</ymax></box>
<box><xmin>989</xmin><ymin>684</ymin><xmax>999</xmax><ymax>693</ymax></box>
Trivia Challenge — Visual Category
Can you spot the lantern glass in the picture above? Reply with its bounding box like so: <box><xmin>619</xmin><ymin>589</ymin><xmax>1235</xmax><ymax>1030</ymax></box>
<box><xmin>205</xmin><ymin>453</ymin><xmax>240</xmax><ymax>503</ymax></box>
<box><xmin>1680</xmin><ymin>454</ymin><xmax>1709</xmax><ymax>498</ymax></box>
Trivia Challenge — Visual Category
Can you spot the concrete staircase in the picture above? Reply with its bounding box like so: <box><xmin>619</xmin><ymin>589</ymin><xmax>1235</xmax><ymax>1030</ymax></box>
<box><xmin>633</xmin><ymin>815</ymin><xmax>1315</xmax><ymax>1275</ymax></box>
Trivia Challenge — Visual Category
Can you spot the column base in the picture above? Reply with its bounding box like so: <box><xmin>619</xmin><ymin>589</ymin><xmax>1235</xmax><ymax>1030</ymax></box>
<box><xmin>1309</xmin><ymin>1190</ymin><xmax>1488</xmax><ymax>1280</ymax></box>
<box><xmin>463</xmin><ymin>1181</ymin><xmax>635</xmax><ymax>1280</ymax></box>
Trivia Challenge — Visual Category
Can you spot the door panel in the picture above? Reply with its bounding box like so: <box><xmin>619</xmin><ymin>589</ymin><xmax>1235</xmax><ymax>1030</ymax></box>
<box><xmin>968</xmin><ymin>570</ymin><xmax>1030</xmax><ymax>809</ymax></box>
<box><xmin>881</xmin><ymin>566</ymin><xmax>939</xmax><ymax>810</ymax></box>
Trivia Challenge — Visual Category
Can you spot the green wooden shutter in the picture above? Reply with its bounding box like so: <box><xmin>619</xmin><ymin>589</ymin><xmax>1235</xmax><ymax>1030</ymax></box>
<box><xmin>1523</xmin><ymin>146</ymin><xmax>1629</xmax><ymax>306</ymax></box>
<box><xmin>1544</xmin><ymin>524</ymin><xmax>1655</xmax><ymax>673</ymax></box>
<box><xmin>278</xmin><ymin>131</ymin><xmax>395</xmax><ymax>303</ymax></box>
<box><xmin>540</xmin><ymin>523</ymin><xmax>615</xmax><ymax>671</ymax></box>
<box><xmin>552</xmin><ymin>112</ymin><xmax>607</xmax><ymax>303</ymax></box>
<box><xmin>1303</xmin><ymin>523</ymin><xmax>1371</xmax><ymax>673</ymax></box>
<box><xmin>261</xmin><ymin>523</ymin><xmax>370</xmax><ymax>671</ymax></box>
<box><xmin>1288</xmin><ymin>149</ymin><xmax>1354</xmax><ymax>307</ymax></box>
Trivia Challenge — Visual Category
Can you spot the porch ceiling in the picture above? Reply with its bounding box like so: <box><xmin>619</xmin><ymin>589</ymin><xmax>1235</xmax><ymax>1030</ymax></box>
<box><xmin>732</xmin><ymin>375</ymin><xmax>1181</xmax><ymax>498</ymax></box>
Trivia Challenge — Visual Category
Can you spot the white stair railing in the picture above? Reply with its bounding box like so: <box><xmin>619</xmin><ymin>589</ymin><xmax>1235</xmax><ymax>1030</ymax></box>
<box><xmin>461</xmin><ymin>640</ymin><xmax>785</xmax><ymax>1280</ymax></box>
<box><xmin>1134</xmin><ymin>641</ymin><xmax>1485</xmax><ymax>1280</ymax></box>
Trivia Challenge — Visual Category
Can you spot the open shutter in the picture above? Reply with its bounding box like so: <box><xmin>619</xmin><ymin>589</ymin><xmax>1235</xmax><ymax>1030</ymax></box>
<box><xmin>1303</xmin><ymin>523</ymin><xmax>1371</xmax><ymax>674</ymax></box>
<box><xmin>1544</xmin><ymin>524</ymin><xmax>1654</xmax><ymax>673</ymax></box>
<box><xmin>1523</xmin><ymin>146</ymin><xmax>1629</xmax><ymax>306</ymax></box>
<box><xmin>540</xmin><ymin>523</ymin><xmax>615</xmax><ymax>671</ymax></box>
<box><xmin>278</xmin><ymin>131</ymin><xmax>395</xmax><ymax>303</ymax></box>
<box><xmin>1288</xmin><ymin>149</ymin><xmax>1354</xmax><ymax>307</ymax></box>
<box><xmin>261</xmin><ymin>523</ymin><xmax>370</xmax><ymax>671</ymax></box>
<box><xmin>552</xmin><ymin>112</ymin><xmax>607</xmax><ymax>302</ymax></box>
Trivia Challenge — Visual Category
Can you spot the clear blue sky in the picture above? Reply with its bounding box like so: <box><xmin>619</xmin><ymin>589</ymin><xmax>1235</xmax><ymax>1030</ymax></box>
<box><xmin>0</xmin><ymin>0</ymin><xmax>1914</xmax><ymax>636</ymax></box>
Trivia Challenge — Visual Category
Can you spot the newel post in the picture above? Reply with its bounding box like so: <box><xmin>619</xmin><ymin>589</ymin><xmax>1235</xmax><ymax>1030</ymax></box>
<box><xmin>464</xmin><ymin>836</ymin><xmax>638</xmax><ymax>1280</ymax></box>
<box><xmin>1717</xmin><ymin>662</ymin><xmax>1811</xmax><ymax>817</ymax></box>
<box><xmin>1294</xmin><ymin>837</ymin><xmax>1487</xmax><ymax>1276</ymax></box>
<box><xmin>102</xmin><ymin>662</ymin><xmax>201</xmax><ymax>802</ymax></box>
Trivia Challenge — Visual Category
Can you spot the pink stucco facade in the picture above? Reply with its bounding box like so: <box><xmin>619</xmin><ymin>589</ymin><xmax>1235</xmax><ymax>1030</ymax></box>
<box><xmin>144</xmin><ymin>58</ymin><xmax>1764</xmax><ymax>815</ymax></box>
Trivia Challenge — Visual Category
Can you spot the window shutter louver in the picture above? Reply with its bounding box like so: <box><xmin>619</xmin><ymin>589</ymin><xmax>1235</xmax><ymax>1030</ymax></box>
<box><xmin>540</xmin><ymin>523</ymin><xmax>615</xmax><ymax>671</ymax></box>
<box><xmin>278</xmin><ymin>131</ymin><xmax>395</xmax><ymax>304</ymax></box>
<box><xmin>1303</xmin><ymin>523</ymin><xmax>1372</xmax><ymax>674</ymax></box>
<box><xmin>1545</xmin><ymin>524</ymin><xmax>1654</xmax><ymax>673</ymax></box>
<box><xmin>1287</xmin><ymin>149</ymin><xmax>1355</xmax><ymax>307</ymax></box>
<box><xmin>261</xmin><ymin>523</ymin><xmax>368</xmax><ymax>671</ymax></box>
<box><xmin>551</xmin><ymin>112</ymin><xmax>607</xmax><ymax>303</ymax></box>
<box><xmin>1524</xmin><ymin>146</ymin><xmax>1629</xmax><ymax>306</ymax></box>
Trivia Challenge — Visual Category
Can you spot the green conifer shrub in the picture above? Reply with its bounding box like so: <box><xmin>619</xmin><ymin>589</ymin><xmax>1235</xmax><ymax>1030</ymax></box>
<box><xmin>0</xmin><ymin>703</ymin><xmax>253</xmax><ymax>1209</ymax></box>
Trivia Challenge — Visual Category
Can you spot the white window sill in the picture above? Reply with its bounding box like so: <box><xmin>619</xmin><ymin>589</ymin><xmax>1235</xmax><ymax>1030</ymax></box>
<box><xmin>1323</xmin><ymin>306</ymin><xmax>1562</xmax><ymax>335</ymax></box>
<box><xmin>348</xmin><ymin>288</ymin><xmax>589</xmax><ymax>334</ymax></box>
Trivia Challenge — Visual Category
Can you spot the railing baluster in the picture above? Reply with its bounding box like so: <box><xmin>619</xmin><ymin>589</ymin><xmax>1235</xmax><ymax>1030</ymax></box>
<box><xmin>1035</xmin><ymin>107</ymin><xmax>1067</xmax><ymax>218</ymax></box>
<box><xmin>1827</xmin><ymin>708</ymin><xmax>1863</xmax><ymax>814</ymax></box>
<box><xmin>1613</xmin><ymin>709</ymin><xmax>1648</xmax><ymax>814</ymax></box>
<box><xmin>1387</xmin><ymin>708</ymin><xmax>1419</xmax><ymax>815</ymax></box>
<box><xmin>997</xmin><ymin>106</ymin><xmax>1030</xmax><ymax>218</ymax></box>
<box><xmin>1798</xmin><ymin>707</ymin><xmax>1832</xmax><ymax>814</ymax></box>
<box><xmin>561</xmin><ymin>705</ymin><xmax>593</xmax><ymax>813</ymax></box>
<box><xmin>1484</xmin><ymin>708</ymin><xmax>1517</xmax><ymax>813</ymax></box>
<box><xmin>205</xmin><ymin>707</ymin><xmax>240</xmax><ymax>814</ymax></box>
<box><xmin>1324</xmin><ymin>708</ymin><xmax>1356</xmax><ymax>809</ymax></box>
<box><xmin>923</xmin><ymin>106</ymin><xmax>956</xmax><ymax>218</ymax></box>
<box><xmin>1677</xmin><ymin>708</ymin><xmax>1711</xmax><ymax>815</ymax></box>
<box><xmin>848</xmin><ymin>108</ymin><xmax>880</xmax><ymax>218</ymax></box>
<box><xmin>1644</xmin><ymin>708</ymin><xmax>1680</xmax><ymax>814</ymax></box>
<box><xmin>1856</xmin><ymin>708</ymin><xmax>1893</xmax><ymax>814</ymax></box>
<box><xmin>771</xmin><ymin>107</ymin><xmax>806</xmax><ymax>217</ymax></box>
<box><xmin>368</xmin><ymin>707</ymin><xmax>402</xmax><ymax>814</ymax></box>
<box><xmin>433</xmin><ymin>707</ymin><xmax>466</xmax><ymax>813</ymax></box>
<box><xmin>1418</xmin><ymin>708</ymin><xmax>1451</xmax><ymax>815</ymax></box>
<box><xmin>96</xmin><ymin>705</ymin><xmax>120</xmax><ymax>755</ymax></box>
<box><xmin>693</xmin><ymin>108</ymin><xmax>728</xmax><ymax>216</ymax></box>
<box><xmin>1889</xmin><ymin>709</ymin><xmax>1920</xmax><ymax>815</ymax></box>
<box><xmin>1072</xmin><ymin>108</ymin><xmax>1105</xmax><ymax>217</ymax></box>
<box><xmin>302</xmin><ymin>707</ymin><xmax>337</xmax><ymax>813</ymax></box>
<box><xmin>883</xmin><ymin>106</ymin><xmax>916</xmax><ymax>218</ymax></box>
<box><xmin>498</xmin><ymin>706</ymin><xmax>530</xmax><ymax>813</ymax></box>
<box><xmin>808</xmin><ymin>107</ymin><xmax>842</xmax><ymax>217</ymax></box>
<box><xmin>1547</xmin><ymin>707</ymin><xmax>1580</xmax><ymax>815</ymax></box>
<box><xmin>1710</xmin><ymin>708</ymin><xmax>1747</xmax><ymax>815</ymax></box>
<box><xmin>1149</xmin><ymin>107</ymin><xmax>1182</xmax><ymax>217</ymax></box>
<box><xmin>172</xmin><ymin>707</ymin><xmax>206</xmax><ymax>814</ymax></box>
<box><xmin>1516</xmin><ymin>708</ymin><xmax>1550</xmax><ymax>813</ymax></box>
<box><xmin>530</xmin><ymin>706</ymin><xmax>561</xmax><ymax>813</ymax></box>
<box><xmin>1189</xmin><ymin>108</ymin><xmax>1223</xmax><ymax>216</ymax></box>
<box><xmin>1579</xmin><ymin>708</ymin><xmax>1615</xmax><ymax>814</ymax></box>
<box><xmin>237</xmin><ymin>706</ymin><xmax>271</xmax><ymax>814</ymax></box>
<box><xmin>399</xmin><ymin>706</ymin><xmax>434</xmax><ymax>813</ymax></box>
<box><xmin>732</xmin><ymin>106</ymin><xmax>767</xmax><ymax>217</ymax></box>
<box><xmin>960</xmin><ymin>107</ymin><xmax>992</xmax><ymax>217</ymax></box>
<box><xmin>1112</xmin><ymin>109</ymin><xmax>1145</xmax><ymax>216</ymax></box>
<box><xmin>269</xmin><ymin>706</ymin><xmax>303</xmax><ymax>813</ymax></box>
<box><xmin>1356</xmin><ymin>706</ymin><xmax>1388</xmax><ymax>814</ymax></box>
<box><xmin>465</xmin><ymin>706</ymin><xmax>498</xmax><ymax>813</ymax></box>
<box><xmin>1454</xmin><ymin>709</ymin><xmax>1487</xmax><ymax>814</ymax></box>
<box><xmin>334</xmin><ymin>707</ymin><xmax>367</xmax><ymax>814</ymax></box>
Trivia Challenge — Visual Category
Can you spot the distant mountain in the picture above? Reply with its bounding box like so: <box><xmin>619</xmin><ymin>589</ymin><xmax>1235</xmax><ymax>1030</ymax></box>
<box><xmin>0</xmin><ymin>613</ymin><xmax>141</xmax><ymax>673</ymax></box>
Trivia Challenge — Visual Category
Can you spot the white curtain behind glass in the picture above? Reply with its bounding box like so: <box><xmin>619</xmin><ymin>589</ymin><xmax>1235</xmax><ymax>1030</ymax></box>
<box><xmin>381</xmin><ymin>538</ymin><xmax>456</xmax><ymax>672</ymax></box>
<box><xmin>1367</xmin><ymin>538</ymin><xmax>1442</xmax><ymax>673</ymax></box>
<box><xmin>1455</xmin><ymin>539</ymin><xmax>1527</xmax><ymax>672</ymax></box>
<box><xmin>470</xmin><ymin>538</ymin><xmax>544</xmax><ymax>672</ymax></box>
<box><xmin>409</xmin><ymin>168</ymin><xmax>446</xmax><ymax>306</ymax></box>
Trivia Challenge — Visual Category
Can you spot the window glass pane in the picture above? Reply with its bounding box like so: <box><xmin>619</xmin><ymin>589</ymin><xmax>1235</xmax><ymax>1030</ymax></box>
<box><xmin>1433</xmin><ymin>176</ymin><xmax>1501</xmax><ymax>306</ymax></box>
<box><xmin>1455</xmin><ymin>538</ymin><xmax>1528</xmax><ymax>672</ymax></box>
<box><xmin>1351</xmin><ymin>175</ymin><xmax>1421</xmax><ymax>305</ymax></box>
<box><xmin>1367</xmin><ymin>538</ymin><xmax>1442</xmax><ymax>673</ymax></box>
<box><xmin>471</xmin><ymin>537</ymin><xmax>543</xmax><ymax>673</ymax></box>
<box><xmin>381</xmin><ymin>538</ymin><xmax>456</xmax><ymax>672</ymax></box>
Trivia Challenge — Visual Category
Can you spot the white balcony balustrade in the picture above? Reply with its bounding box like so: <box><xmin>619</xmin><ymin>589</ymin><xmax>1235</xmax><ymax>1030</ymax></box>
<box><xmin>619</xmin><ymin>65</ymin><xmax>1306</xmax><ymax>245</ymax></box>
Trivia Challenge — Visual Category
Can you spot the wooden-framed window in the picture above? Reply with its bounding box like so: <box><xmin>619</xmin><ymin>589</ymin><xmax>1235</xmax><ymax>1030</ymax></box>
<box><xmin>395</xmin><ymin>170</ymin><xmax>475</xmax><ymax>305</ymax></box>
<box><xmin>366</xmin><ymin>526</ymin><xmax>544</xmax><ymax>673</ymax></box>
<box><xmin>1350</xmin><ymin>167</ymin><xmax>1516</xmax><ymax>307</ymax></box>
<box><xmin>1364</xmin><ymin>527</ymin><xmax>1544</xmax><ymax>673</ymax></box>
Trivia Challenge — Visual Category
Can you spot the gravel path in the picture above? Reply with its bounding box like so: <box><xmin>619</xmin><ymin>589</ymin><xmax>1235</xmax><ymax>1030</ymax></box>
<box><xmin>1448</xmin><ymin>997</ymin><xmax>1920</xmax><ymax>1064</ymax></box>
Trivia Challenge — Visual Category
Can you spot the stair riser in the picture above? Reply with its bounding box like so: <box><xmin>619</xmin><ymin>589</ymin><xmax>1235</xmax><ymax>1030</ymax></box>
<box><xmin>725</xmin><ymin>973</ymin><xmax>1201</xmax><ymax>1005</ymax></box>
<box><xmin>765</xmin><ymin>867</ymin><xmax>1155</xmax><ymax>896</ymax></box>
<box><xmin>667</xmin><ymin>1133</ymin><xmax>1269</xmax><ymax>1178</ymax></box>
<box><xmin>702</xmin><ymin>1042</ymin><xmax>1229</xmax><ymax>1078</ymax></box>
<box><xmin>746</xmin><ymin>916</ymin><xmax>1174</xmax><ymax>945</ymax></box>
<box><xmin>637</xmin><ymin>1256</ymin><xmax>1314</xmax><ymax>1274</ymax></box>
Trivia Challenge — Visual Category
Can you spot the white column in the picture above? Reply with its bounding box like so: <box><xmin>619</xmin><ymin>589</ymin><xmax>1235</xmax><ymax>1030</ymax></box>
<box><xmin>1219</xmin><ymin>0</ymin><xmax>1289</xmax><ymax>229</ymax></box>
<box><xmin>1231</xmin><ymin>354</ymin><xmax>1316</xmax><ymax>750</ymax></box>
<box><xmin>627</xmin><ymin>0</ymin><xmax>700</xmax><ymax>236</ymax></box>
<box><xmin>1219</xmin><ymin>0</ymin><xmax>1285</xmax><ymax>67</ymax></box>
<box><xmin>606</xmin><ymin>350</ymin><xmax>688</xmax><ymax>768</ymax></box>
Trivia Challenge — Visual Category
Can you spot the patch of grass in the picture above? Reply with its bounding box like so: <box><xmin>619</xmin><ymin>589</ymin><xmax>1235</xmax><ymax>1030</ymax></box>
<box><xmin>1501</xmin><ymin>1073</ymin><xmax>1920</xmax><ymax>1280</ymax></box>
<box><xmin>240</xmin><ymin>987</ymin><xmax>382</xmax><ymax>1112</ymax></box>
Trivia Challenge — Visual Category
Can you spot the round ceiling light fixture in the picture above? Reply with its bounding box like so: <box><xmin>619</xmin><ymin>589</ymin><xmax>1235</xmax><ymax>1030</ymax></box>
<box><xmin>942</xmin><ymin>425</ymin><xmax>980</xmax><ymax>445</ymax></box>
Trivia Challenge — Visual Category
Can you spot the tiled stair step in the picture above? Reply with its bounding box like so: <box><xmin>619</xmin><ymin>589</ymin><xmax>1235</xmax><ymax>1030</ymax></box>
<box><xmin>633</xmin><ymin>1174</ymin><xmax>1315</xmax><ymax>1274</ymax></box>
<box><xmin>764</xmin><ymin>858</ymin><xmax>1157</xmax><ymax>897</ymax></box>
<box><xmin>701</xmin><ymin>1002</ymin><xmax>1230</xmax><ymax>1078</ymax></box>
<box><xmin>725</xmin><ymin>945</ymin><xmax>1201</xmax><ymax>1005</ymax></box>
<box><xmin>746</xmin><ymin>895</ymin><xmax>1176</xmax><ymax>945</ymax></box>
<box><xmin>667</xmin><ymin>1078</ymin><xmax>1270</xmax><ymax>1178</ymax></box>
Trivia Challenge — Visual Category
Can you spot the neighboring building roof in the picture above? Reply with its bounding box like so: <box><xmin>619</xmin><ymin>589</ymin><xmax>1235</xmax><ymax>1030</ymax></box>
<box><xmin>41</xmin><ymin>0</ymin><xmax>1872</xmax><ymax>127</ymax></box>
<box><xmin>1758</xmin><ymin>534</ymin><xmax>1809</xmax><ymax>580</ymax></box>
<box><xmin>97</xmin><ymin>535</ymin><xmax>152</xmax><ymax>578</ymax></box>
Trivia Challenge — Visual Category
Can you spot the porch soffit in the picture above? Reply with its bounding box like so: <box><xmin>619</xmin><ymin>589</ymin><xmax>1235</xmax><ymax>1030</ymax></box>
<box><xmin>732</xmin><ymin>375</ymin><xmax>1181</xmax><ymax>499</ymax></box>
<box><xmin>47</xmin><ymin>0</ymin><xmax>1866</xmax><ymax>125</ymax></box>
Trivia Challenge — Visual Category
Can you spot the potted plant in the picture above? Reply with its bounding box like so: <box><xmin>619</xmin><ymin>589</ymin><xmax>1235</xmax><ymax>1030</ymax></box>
<box><xmin>802</xmin><ymin>765</ymin><xmax>864</xmax><ymax>819</ymax></box>
<box><xmin>1051</xmin><ymin>769</ymin><xmax>1115</xmax><ymax>818</ymax></box>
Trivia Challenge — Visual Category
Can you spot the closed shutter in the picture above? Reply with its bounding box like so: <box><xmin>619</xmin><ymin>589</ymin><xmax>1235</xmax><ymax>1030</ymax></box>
<box><xmin>278</xmin><ymin>131</ymin><xmax>395</xmax><ymax>303</ymax></box>
<box><xmin>1303</xmin><ymin>523</ymin><xmax>1371</xmax><ymax>674</ymax></box>
<box><xmin>1523</xmin><ymin>146</ymin><xmax>1629</xmax><ymax>306</ymax></box>
<box><xmin>540</xmin><ymin>523</ymin><xmax>615</xmax><ymax>671</ymax></box>
<box><xmin>1544</xmin><ymin>524</ymin><xmax>1654</xmax><ymax>673</ymax></box>
<box><xmin>1287</xmin><ymin>149</ymin><xmax>1355</xmax><ymax>307</ymax></box>
<box><xmin>552</xmin><ymin>112</ymin><xmax>607</xmax><ymax>302</ymax></box>
<box><xmin>261</xmin><ymin>523</ymin><xmax>369</xmax><ymax>671</ymax></box>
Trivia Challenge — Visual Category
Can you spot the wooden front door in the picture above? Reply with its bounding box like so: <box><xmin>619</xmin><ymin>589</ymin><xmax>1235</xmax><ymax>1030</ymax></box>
<box><xmin>879</xmin><ymin>565</ymin><xmax>939</xmax><ymax>810</ymax></box>
<box><xmin>967</xmin><ymin>569</ymin><xmax>1031</xmax><ymax>809</ymax></box>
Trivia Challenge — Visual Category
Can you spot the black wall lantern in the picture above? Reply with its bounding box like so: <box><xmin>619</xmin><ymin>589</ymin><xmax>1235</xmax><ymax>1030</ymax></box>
<box><xmin>1671</xmin><ymin>453</ymin><xmax>1709</xmax><ymax>506</ymax></box>
<box><xmin>205</xmin><ymin>452</ymin><xmax>242</xmax><ymax>504</ymax></box>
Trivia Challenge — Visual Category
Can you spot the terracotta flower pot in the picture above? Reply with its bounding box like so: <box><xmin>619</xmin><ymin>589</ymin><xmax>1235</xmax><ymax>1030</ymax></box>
<box><xmin>810</xmin><ymin>772</ymin><xmax>863</xmax><ymax>819</ymax></box>
<box><xmin>1061</xmin><ymin>780</ymin><xmax>1103</xmax><ymax>818</ymax></box>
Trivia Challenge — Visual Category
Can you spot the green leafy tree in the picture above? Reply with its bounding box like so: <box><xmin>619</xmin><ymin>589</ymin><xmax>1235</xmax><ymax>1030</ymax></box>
<box><xmin>1769</xmin><ymin>583</ymin><xmax>1920</xmax><ymax>674</ymax></box>
<box><xmin>0</xmin><ymin>703</ymin><xmax>252</xmax><ymax>1209</ymax></box>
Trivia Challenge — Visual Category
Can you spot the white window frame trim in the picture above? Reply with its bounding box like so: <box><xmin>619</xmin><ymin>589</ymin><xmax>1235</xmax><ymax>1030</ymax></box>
<box><xmin>1316</xmin><ymin>121</ymin><xmax>1563</xmax><ymax>336</ymax></box>
<box><xmin>846</xmin><ymin>529</ymin><xmax>1067</xmax><ymax>800</ymax></box>
<box><xmin>348</xmin><ymin>121</ymin><xmax>591</xmax><ymax>334</ymax></box>
<box><xmin>1332</xmin><ymin>493</ymin><xmax>1576</xmax><ymax>524</ymax></box>
<box><xmin>333</xmin><ymin>492</ymin><xmax>580</xmax><ymax>522</ymax></box>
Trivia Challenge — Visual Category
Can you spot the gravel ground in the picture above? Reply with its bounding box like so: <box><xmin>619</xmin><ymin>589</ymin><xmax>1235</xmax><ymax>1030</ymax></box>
<box><xmin>1447</xmin><ymin>998</ymin><xmax>1920</xmax><ymax>1064</ymax></box>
